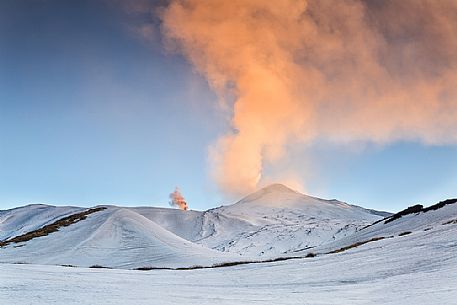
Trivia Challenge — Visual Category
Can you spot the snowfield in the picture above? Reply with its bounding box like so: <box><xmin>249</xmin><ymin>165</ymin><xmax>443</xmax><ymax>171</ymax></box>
<box><xmin>1</xmin><ymin>184</ymin><xmax>457</xmax><ymax>304</ymax></box>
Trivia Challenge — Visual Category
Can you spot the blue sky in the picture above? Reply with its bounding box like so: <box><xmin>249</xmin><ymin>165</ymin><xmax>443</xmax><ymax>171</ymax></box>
<box><xmin>0</xmin><ymin>0</ymin><xmax>455</xmax><ymax>212</ymax></box>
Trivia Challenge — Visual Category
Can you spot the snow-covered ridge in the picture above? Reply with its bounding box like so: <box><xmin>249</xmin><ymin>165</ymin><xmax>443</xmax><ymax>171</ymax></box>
<box><xmin>0</xmin><ymin>204</ymin><xmax>83</xmax><ymax>241</ymax></box>
<box><xmin>310</xmin><ymin>198</ymin><xmax>457</xmax><ymax>255</ymax></box>
<box><xmin>2</xmin><ymin>184</ymin><xmax>453</xmax><ymax>270</ymax></box>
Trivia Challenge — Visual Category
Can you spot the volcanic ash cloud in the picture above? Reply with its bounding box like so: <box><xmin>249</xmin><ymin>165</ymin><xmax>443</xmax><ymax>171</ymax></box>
<box><xmin>160</xmin><ymin>0</ymin><xmax>457</xmax><ymax>196</ymax></box>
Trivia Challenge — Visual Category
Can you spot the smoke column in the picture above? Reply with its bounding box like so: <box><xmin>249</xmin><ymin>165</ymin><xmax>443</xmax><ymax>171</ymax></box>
<box><xmin>160</xmin><ymin>0</ymin><xmax>457</xmax><ymax>196</ymax></box>
<box><xmin>169</xmin><ymin>187</ymin><xmax>189</xmax><ymax>210</ymax></box>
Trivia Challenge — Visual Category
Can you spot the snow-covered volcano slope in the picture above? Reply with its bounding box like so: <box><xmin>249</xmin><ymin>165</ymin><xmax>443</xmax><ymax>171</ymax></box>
<box><xmin>0</xmin><ymin>184</ymin><xmax>388</xmax><ymax>268</ymax></box>
<box><xmin>191</xmin><ymin>184</ymin><xmax>385</xmax><ymax>257</ymax></box>
<box><xmin>127</xmin><ymin>184</ymin><xmax>386</xmax><ymax>257</ymax></box>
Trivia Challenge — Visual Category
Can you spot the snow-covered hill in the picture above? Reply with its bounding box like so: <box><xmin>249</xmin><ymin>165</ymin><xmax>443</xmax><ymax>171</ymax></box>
<box><xmin>0</xmin><ymin>206</ymin><xmax>235</xmax><ymax>269</ymax></box>
<box><xmin>4</xmin><ymin>184</ymin><xmax>440</xmax><ymax>270</ymax></box>
<box><xmin>193</xmin><ymin>184</ymin><xmax>384</xmax><ymax>257</ymax></box>
<box><xmin>0</xmin><ymin>204</ymin><xmax>83</xmax><ymax>241</ymax></box>
<box><xmin>311</xmin><ymin>198</ymin><xmax>457</xmax><ymax>256</ymax></box>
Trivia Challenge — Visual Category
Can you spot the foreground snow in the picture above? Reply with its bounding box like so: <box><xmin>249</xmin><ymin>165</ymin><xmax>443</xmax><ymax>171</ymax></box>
<box><xmin>1</xmin><ymin>221</ymin><xmax>457</xmax><ymax>304</ymax></box>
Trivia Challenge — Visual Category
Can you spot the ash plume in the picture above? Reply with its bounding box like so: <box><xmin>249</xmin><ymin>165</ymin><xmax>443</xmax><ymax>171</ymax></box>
<box><xmin>169</xmin><ymin>187</ymin><xmax>189</xmax><ymax>210</ymax></box>
<box><xmin>141</xmin><ymin>0</ymin><xmax>457</xmax><ymax>196</ymax></box>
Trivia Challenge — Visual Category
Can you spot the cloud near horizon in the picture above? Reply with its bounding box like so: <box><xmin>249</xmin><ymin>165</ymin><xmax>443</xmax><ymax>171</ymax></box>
<box><xmin>135</xmin><ymin>0</ymin><xmax>457</xmax><ymax>196</ymax></box>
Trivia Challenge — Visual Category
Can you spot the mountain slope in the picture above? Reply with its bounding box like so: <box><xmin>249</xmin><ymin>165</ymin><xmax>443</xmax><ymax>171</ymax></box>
<box><xmin>0</xmin><ymin>184</ymin><xmax>391</xmax><ymax>268</ymax></box>
<box><xmin>0</xmin><ymin>207</ymin><xmax>235</xmax><ymax>268</ymax></box>
<box><xmin>194</xmin><ymin>184</ymin><xmax>384</xmax><ymax>257</ymax></box>
<box><xmin>310</xmin><ymin>198</ymin><xmax>457</xmax><ymax>256</ymax></box>
<box><xmin>0</xmin><ymin>204</ymin><xmax>83</xmax><ymax>241</ymax></box>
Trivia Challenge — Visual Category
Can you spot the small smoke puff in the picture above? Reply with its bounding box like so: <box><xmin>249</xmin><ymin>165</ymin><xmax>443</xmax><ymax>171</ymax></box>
<box><xmin>169</xmin><ymin>187</ymin><xmax>189</xmax><ymax>211</ymax></box>
<box><xmin>161</xmin><ymin>0</ymin><xmax>457</xmax><ymax>196</ymax></box>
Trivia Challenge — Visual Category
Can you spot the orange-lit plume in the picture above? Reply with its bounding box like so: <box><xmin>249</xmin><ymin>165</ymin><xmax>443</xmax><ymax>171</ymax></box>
<box><xmin>169</xmin><ymin>187</ymin><xmax>188</xmax><ymax>210</ymax></box>
<box><xmin>160</xmin><ymin>0</ymin><xmax>457</xmax><ymax>196</ymax></box>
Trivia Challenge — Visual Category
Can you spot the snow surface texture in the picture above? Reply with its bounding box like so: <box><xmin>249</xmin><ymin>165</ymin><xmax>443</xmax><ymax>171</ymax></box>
<box><xmin>0</xmin><ymin>184</ymin><xmax>385</xmax><ymax>268</ymax></box>
<box><xmin>1</xmin><ymin>219</ymin><xmax>457</xmax><ymax>304</ymax></box>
